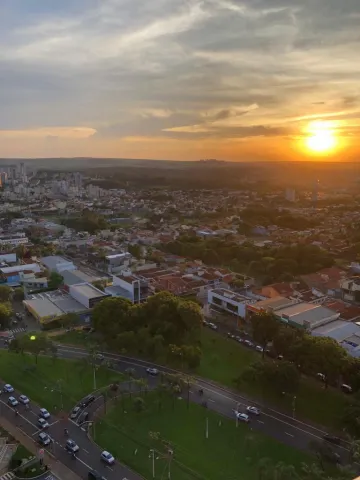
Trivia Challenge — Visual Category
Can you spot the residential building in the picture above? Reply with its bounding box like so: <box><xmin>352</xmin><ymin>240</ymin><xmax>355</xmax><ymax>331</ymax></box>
<box><xmin>340</xmin><ymin>277</ymin><xmax>360</xmax><ymax>302</ymax></box>
<box><xmin>0</xmin><ymin>234</ymin><xmax>28</xmax><ymax>246</ymax></box>
<box><xmin>106</xmin><ymin>272</ymin><xmax>149</xmax><ymax>303</ymax></box>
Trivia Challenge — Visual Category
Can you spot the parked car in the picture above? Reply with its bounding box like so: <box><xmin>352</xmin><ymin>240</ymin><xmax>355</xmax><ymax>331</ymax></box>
<box><xmin>316</xmin><ymin>373</ymin><xmax>326</xmax><ymax>382</ymax></box>
<box><xmin>341</xmin><ymin>384</ymin><xmax>353</xmax><ymax>394</ymax></box>
<box><xmin>100</xmin><ymin>450</ymin><xmax>115</xmax><ymax>465</ymax></box>
<box><xmin>38</xmin><ymin>432</ymin><xmax>51</xmax><ymax>446</ymax></box>
<box><xmin>323</xmin><ymin>434</ymin><xmax>341</xmax><ymax>445</ymax></box>
<box><xmin>37</xmin><ymin>418</ymin><xmax>49</xmax><ymax>429</ymax></box>
<box><xmin>3</xmin><ymin>384</ymin><xmax>14</xmax><ymax>393</ymax></box>
<box><xmin>65</xmin><ymin>439</ymin><xmax>79</xmax><ymax>453</ymax></box>
<box><xmin>81</xmin><ymin>395</ymin><xmax>95</xmax><ymax>408</ymax></box>
<box><xmin>244</xmin><ymin>340</ymin><xmax>254</xmax><ymax>347</ymax></box>
<box><xmin>70</xmin><ymin>406</ymin><xmax>81</xmax><ymax>420</ymax></box>
<box><xmin>19</xmin><ymin>395</ymin><xmax>30</xmax><ymax>405</ymax></box>
<box><xmin>39</xmin><ymin>408</ymin><xmax>50</xmax><ymax>419</ymax></box>
<box><xmin>235</xmin><ymin>412</ymin><xmax>250</xmax><ymax>423</ymax></box>
<box><xmin>8</xmin><ymin>396</ymin><xmax>19</xmax><ymax>407</ymax></box>
<box><xmin>209</xmin><ymin>323</ymin><xmax>218</xmax><ymax>331</ymax></box>
<box><xmin>95</xmin><ymin>354</ymin><xmax>104</xmax><ymax>361</ymax></box>
<box><xmin>255</xmin><ymin>346</ymin><xmax>264</xmax><ymax>353</ymax></box>
<box><xmin>146</xmin><ymin>368</ymin><xmax>159</xmax><ymax>376</ymax></box>
<box><xmin>246</xmin><ymin>406</ymin><xmax>261</xmax><ymax>416</ymax></box>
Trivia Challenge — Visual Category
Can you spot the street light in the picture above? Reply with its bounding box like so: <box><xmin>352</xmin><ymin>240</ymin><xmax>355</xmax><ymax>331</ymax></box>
<box><xmin>235</xmin><ymin>402</ymin><xmax>240</xmax><ymax>428</ymax></box>
<box><xmin>30</xmin><ymin>335</ymin><xmax>36</xmax><ymax>341</ymax></box>
<box><xmin>292</xmin><ymin>396</ymin><xmax>297</xmax><ymax>419</ymax></box>
<box><xmin>149</xmin><ymin>449</ymin><xmax>155</xmax><ymax>478</ymax></box>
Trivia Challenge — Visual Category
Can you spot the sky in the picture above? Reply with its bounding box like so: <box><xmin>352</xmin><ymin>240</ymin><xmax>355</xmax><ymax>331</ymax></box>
<box><xmin>1</xmin><ymin>0</ymin><xmax>360</xmax><ymax>161</ymax></box>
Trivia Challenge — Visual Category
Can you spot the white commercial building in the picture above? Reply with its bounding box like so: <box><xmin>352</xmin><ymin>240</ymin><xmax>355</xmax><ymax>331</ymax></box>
<box><xmin>40</xmin><ymin>256</ymin><xmax>76</xmax><ymax>274</ymax></box>
<box><xmin>69</xmin><ymin>283</ymin><xmax>110</xmax><ymax>309</ymax></box>
<box><xmin>207</xmin><ymin>288</ymin><xmax>256</xmax><ymax>318</ymax></box>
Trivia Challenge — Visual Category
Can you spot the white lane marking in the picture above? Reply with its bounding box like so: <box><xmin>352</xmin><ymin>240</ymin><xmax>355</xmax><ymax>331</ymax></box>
<box><xmin>208</xmin><ymin>399</ymin><xmax>215</xmax><ymax>403</ymax></box>
<box><xmin>29</xmin><ymin>411</ymin><xmax>37</xmax><ymax>417</ymax></box>
<box><xmin>257</xmin><ymin>420</ymin><xmax>265</xmax><ymax>424</ymax></box>
<box><xmin>106</xmin><ymin>465</ymin><xmax>114</xmax><ymax>471</ymax></box>
<box><xmin>68</xmin><ymin>418</ymin><xmax>79</xmax><ymax>426</ymax></box>
<box><xmin>0</xmin><ymin>400</ymin><xmax>38</xmax><ymax>429</ymax></box>
<box><xmin>73</xmin><ymin>455</ymin><xmax>95</xmax><ymax>471</ymax></box>
<box><xmin>285</xmin><ymin>432</ymin><xmax>294</xmax><ymax>437</ymax></box>
<box><xmin>49</xmin><ymin>420</ymin><xmax>59</xmax><ymax>427</ymax></box>
<box><xmin>83</xmin><ymin>449</ymin><xmax>89</xmax><ymax>454</ymax></box>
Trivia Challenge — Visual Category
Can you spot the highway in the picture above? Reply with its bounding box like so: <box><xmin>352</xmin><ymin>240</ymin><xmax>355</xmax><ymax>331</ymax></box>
<box><xmin>0</xmin><ymin>344</ymin><xmax>350</xmax><ymax>480</ymax></box>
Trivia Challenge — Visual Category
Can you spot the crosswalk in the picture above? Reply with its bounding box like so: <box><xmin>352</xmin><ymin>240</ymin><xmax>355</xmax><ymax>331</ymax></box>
<box><xmin>0</xmin><ymin>472</ymin><xmax>15</xmax><ymax>480</ymax></box>
<box><xmin>7</xmin><ymin>327</ymin><xmax>27</xmax><ymax>336</ymax></box>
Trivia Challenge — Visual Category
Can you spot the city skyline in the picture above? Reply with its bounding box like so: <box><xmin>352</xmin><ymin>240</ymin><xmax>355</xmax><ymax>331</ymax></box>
<box><xmin>1</xmin><ymin>0</ymin><xmax>360</xmax><ymax>161</ymax></box>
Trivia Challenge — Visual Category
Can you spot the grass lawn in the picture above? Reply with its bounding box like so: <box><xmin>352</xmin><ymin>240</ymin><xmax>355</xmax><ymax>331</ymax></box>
<box><xmin>51</xmin><ymin>330</ymin><xmax>93</xmax><ymax>346</ymax></box>
<box><xmin>95</xmin><ymin>393</ymin><xmax>311</xmax><ymax>480</ymax></box>
<box><xmin>198</xmin><ymin>329</ymin><xmax>351</xmax><ymax>429</ymax></box>
<box><xmin>0</xmin><ymin>351</ymin><xmax>122</xmax><ymax>412</ymax></box>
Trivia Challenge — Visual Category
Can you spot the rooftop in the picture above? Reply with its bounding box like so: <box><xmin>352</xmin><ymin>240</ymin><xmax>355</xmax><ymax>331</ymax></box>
<box><xmin>277</xmin><ymin>303</ymin><xmax>339</xmax><ymax>328</ymax></box>
<box><xmin>253</xmin><ymin>296</ymin><xmax>295</xmax><ymax>311</ymax></box>
<box><xmin>70</xmin><ymin>283</ymin><xmax>106</xmax><ymax>300</ymax></box>
<box><xmin>23</xmin><ymin>298</ymin><xmax>63</xmax><ymax>318</ymax></box>
<box><xmin>40</xmin><ymin>255</ymin><xmax>72</xmax><ymax>270</ymax></box>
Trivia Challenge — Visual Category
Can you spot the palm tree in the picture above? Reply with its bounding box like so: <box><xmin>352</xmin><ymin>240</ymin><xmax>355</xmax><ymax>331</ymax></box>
<box><xmin>125</xmin><ymin>368</ymin><xmax>136</xmax><ymax>399</ymax></box>
<box><xmin>257</xmin><ymin>457</ymin><xmax>273</xmax><ymax>480</ymax></box>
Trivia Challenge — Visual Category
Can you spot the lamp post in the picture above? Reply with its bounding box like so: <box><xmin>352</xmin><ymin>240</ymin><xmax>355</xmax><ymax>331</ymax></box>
<box><xmin>236</xmin><ymin>402</ymin><xmax>240</xmax><ymax>428</ymax></box>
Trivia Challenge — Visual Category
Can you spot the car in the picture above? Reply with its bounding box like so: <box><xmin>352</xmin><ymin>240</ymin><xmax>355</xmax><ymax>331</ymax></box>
<box><xmin>38</xmin><ymin>432</ymin><xmax>51</xmax><ymax>446</ymax></box>
<box><xmin>3</xmin><ymin>384</ymin><xmax>14</xmax><ymax>393</ymax></box>
<box><xmin>255</xmin><ymin>345</ymin><xmax>264</xmax><ymax>353</ymax></box>
<box><xmin>244</xmin><ymin>340</ymin><xmax>254</xmax><ymax>347</ymax></box>
<box><xmin>316</xmin><ymin>373</ymin><xmax>326</xmax><ymax>382</ymax></box>
<box><xmin>39</xmin><ymin>408</ymin><xmax>50</xmax><ymax>419</ymax></box>
<box><xmin>202</xmin><ymin>320</ymin><xmax>209</xmax><ymax>326</ymax></box>
<box><xmin>146</xmin><ymin>368</ymin><xmax>159</xmax><ymax>376</ymax></box>
<box><xmin>70</xmin><ymin>406</ymin><xmax>81</xmax><ymax>419</ymax></box>
<box><xmin>95</xmin><ymin>353</ymin><xmax>104</xmax><ymax>361</ymax></box>
<box><xmin>79</xmin><ymin>411</ymin><xmax>89</xmax><ymax>424</ymax></box>
<box><xmin>88</xmin><ymin>471</ymin><xmax>106</xmax><ymax>480</ymax></box>
<box><xmin>8</xmin><ymin>396</ymin><xmax>19</xmax><ymax>407</ymax></box>
<box><xmin>65</xmin><ymin>439</ymin><xmax>79</xmax><ymax>453</ymax></box>
<box><xmin>246</xmin><ymin>406</ymin><xmax>261</xmax><ymax>416</ymax></box>
<box><xmin>323</xmin><ymin>434</ymin><xmax>341</xmax><ymax>445</ymax></box>
<box><xmin>235</xmin><ymin>411</ymin><xmax>250</xmax><ymax>423</ymax></box>
<box><xmin>37</xmin><ymin>418</ymin><xmax>49</xmax><ymax>429</ymax></box>
<box><xmin>81</xmin><ymin>395</ymin><xmax>95</xmax><ymax>408</ymax></box>
<box><xmin>209</xmin><ymin>323</ymin><xmax>218</xmax><ymax>331</ymax></box>
<box><xmin>341</xmin><ymin>384</ymin><xmax>353</xmax><ymax>394</ymax></box>
<box><xmin>237</xmin><ymin>338</ymin><xmax>244</xmax><ymax>343</ymax></box>
<box><xmin>19</xmin><ymin>395</ymin><xmax>30</xmax><ymax>405</ymax></box>
<box><xmin>101</xmin><ymin>450</ymin><xmax>115</xmax><ymax>465</ymax></box>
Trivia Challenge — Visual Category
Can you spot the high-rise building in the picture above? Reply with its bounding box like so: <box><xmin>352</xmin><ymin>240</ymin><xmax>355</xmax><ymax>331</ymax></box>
<box><xmin>285</xmin><ymin>188</ymin><xmax>296</xmax><ymax>202</ymax></box>
<box><xmin>0</xmin><ymin>172</ymin><xmax>8</xmax><ymax>186</ymax></box>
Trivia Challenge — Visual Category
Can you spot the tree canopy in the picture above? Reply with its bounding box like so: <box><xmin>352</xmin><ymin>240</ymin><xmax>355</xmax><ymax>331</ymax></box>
<box><xmin>92</xmin><ymin>292</ymin><xmax>202</xmax><ymax>368</ymax></box>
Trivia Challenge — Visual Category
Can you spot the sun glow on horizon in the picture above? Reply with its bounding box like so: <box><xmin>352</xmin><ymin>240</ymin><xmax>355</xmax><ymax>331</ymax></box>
<box><xmin>305</xmin><ymin>121</ymin><xmax>337</xmax><ymax>154</ymax></box>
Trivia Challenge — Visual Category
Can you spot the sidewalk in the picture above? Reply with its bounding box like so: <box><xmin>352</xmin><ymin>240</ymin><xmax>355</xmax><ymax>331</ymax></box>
<box><xmin>0</xmin><ymin>417</ymin><xmax>81</xmax><ymax>480</ymax></box>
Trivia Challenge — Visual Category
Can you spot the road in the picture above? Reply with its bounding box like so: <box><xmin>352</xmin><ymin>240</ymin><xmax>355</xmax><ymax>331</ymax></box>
<box><xmin>0</xmin><ymin>344</ymin><xmax>351</xmax><ymax>480</ymax></box>
<box><xmin>54</xmin><ymin>345</ymin><xmax>350</xmax><ymax>456</ymax></box>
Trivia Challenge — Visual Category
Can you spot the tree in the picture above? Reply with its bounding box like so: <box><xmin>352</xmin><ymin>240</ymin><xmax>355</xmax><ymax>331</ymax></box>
<box><xmin>92</xmin><ymin>297</ymin><xmax>133</xmax><ymax>343</ymax></box>
<box><xmin>14</xmin><ymin>333</ymin><xmax>53</xmax><ymax>364</ymax></box>
<box><xmin>133</xmin><ymin>396</ymin><xmax>145</xmax><ymax>413</ymax></box>
<box><xmin>240</xmin><ymin>360</ymin><xmax>300</xmax><ymax>397</ymax></box>
<box><xmin>0</xmin><ymin>286</ymin><xmax>12</xmax><ymax>302</ymax></box>
<box><xmin>128</xmin><ymin>244</ymin><xmax>142</xmax><ymax>259</ymax></box>
<box><xmin>13</xmin><ymin>287</ymin><xmax>24</xmax><ymax>301</ymax></box>
<box><xmin>15</xmin><ymin>244</ymin><xmax>27</xmax><ymax>259</ymax></box>
<box><xmin>0</xmin><ymin>302</ymin><xmax>12</xmax><ymax>329</ymax></box>
<box><xmin>125</xmin><ymin>368</ymin><xmax>136</xmax><ymax>399</ymax></box>
<box><xmin>58</xmin><ymin>312</ymin><xmax>79</xmax><ymax>329</ymax></box>
<box><xmin>48</xmin><ymin>271</ymin><xmax>63</xmax><ymax>289</ymax></box>
<box><xmin>310</xmin><ymin>337</ymin><xmax>347</xmax><ymax>388</ymax></box>
<box><xmin>92</xmin><ymin>280</ymin><xmax>106</xmax><ymax>292</ymax></box>
<box><xmin>251</xmin><ymin>312</ymin><xmax>279</xmax><ymax>358</ymax></box>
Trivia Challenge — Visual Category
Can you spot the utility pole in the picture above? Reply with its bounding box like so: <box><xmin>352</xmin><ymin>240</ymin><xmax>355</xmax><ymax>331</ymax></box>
<box><xmin>236</xmin><ymin>402</ymin><xmax>240</xmax><ymax>428</ymax></box>
<box><xmin>149</xmin><ymin>449</ymin><xmax>155</xmax><ymax>478</ymax></box>
<box><xmin>205</xmin><ymin>417</ymin><xmax>209</xmax><ymax>439</ymax></box>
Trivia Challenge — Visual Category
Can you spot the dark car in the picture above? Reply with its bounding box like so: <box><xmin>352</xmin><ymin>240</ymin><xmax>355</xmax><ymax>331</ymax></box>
<box><xmin>81</xmin><ymin>395</ymin><xmax>95</xmax><ymax>408</ymax></box>
<box><xmin>323</xmin><ymin>434</ymin><xmax>341</xmax><ymax>445</ymax></box>
<box><xmin>88</xmin><ymin>471</ymin><xmax>106</xmax><ymax>480</ymax></box>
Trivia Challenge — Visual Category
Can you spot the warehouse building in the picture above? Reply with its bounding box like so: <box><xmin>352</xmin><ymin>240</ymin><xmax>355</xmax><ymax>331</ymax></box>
<box><xmin>69</xmin><ymin>283</ymin><xmax>110</xmax><ymax>309</ymax></box>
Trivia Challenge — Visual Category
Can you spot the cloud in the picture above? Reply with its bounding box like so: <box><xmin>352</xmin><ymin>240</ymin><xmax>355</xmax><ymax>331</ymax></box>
<box><xmin>0</xmin><ymin>0</ymin><xmax>360</xmax><ymax>158</ymax></box>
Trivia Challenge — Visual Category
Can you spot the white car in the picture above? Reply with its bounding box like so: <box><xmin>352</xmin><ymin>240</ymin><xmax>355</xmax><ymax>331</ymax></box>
<box><xmin>95</xmin><ymin>354</ymin><xmax>104</xmax><ymax>361</ymax></box>
<box><xmin>38</xmin><ymin>432</ymin><xmax>51</xmax><ymax>446</ymax></box>
<box><xmin>101</xmin><ymin>450</ymin><xmax>115</xmax><ymax>465</ymax></box>
<box><xmin>235</xmin><ymin>411</ymin><xmax>250</xmax><ymax>423</ymax></box>
<box><xmin>70</xmin><ymin>406</ymin><xmax>81</xmax><ymax>419</ymax></box>
<box><xmin>19</xmin><ymin>395</ymin><xmax>30</xmax><ymax>405</ymax></box>
<box><xmin>65</xmin><ymin>439</ymin><xmax>79</xmax><ymax>453</ymax></box>
<box><xmin>246</xmin><ymin>406</ymin><xmax>261</xmax><ymax>416</ymax></box>
<box><xmin>244</xmin><ymin>340</ymin><xmax>254</xmax><ymax>347</ymax></box>
<box><xmin>316</xmin><ymin>373</ymin><xmax>326</xmax><ymax>382</ymax></box>
<box><xmin>37</xmin><ymin>418</ymin><xmax>49</xmax><ymax>429</ymax></box>
<box><xmin>39</xmin><ymin>408</ymin><xmax>50</xmax><ymax>419</ymax></box>
<box><xmin>3</xmin><ymin>384</ymin><xmax>14</xmax><ymax>393</ymax></box>
<box><xmin>146</xmin><ymin>368</ymin><xmax>159</xmax><ymax>376</ymax></box>
<box><xmin>255</xmin><ymin>346</ymin><xmax>264</xmax><ymax>353</ymax></box>
<box><xmin>8</xmin><ymin>396</ymin><xmax>19</xmax><ymax>407</ymax></box>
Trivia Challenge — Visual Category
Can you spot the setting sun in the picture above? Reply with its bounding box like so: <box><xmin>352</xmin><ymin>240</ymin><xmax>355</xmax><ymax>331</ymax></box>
<box><xmin>305</xmin><ymin>121</ymin><xmax>337</xmax><ymax>153</ymax></box>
